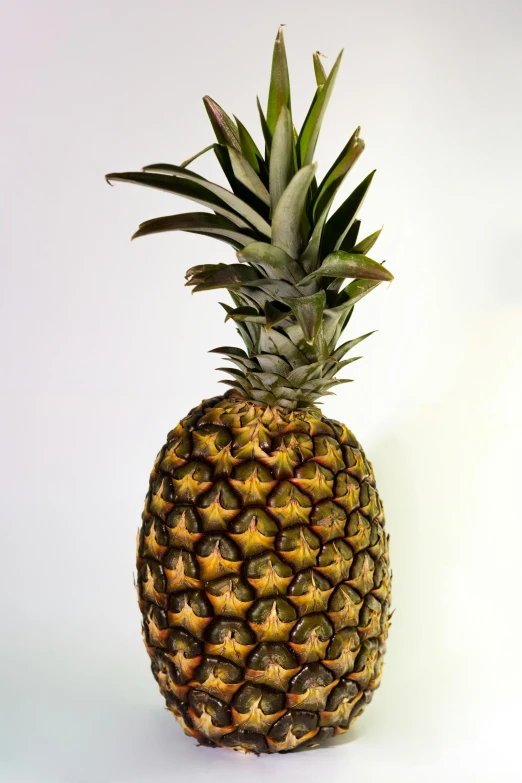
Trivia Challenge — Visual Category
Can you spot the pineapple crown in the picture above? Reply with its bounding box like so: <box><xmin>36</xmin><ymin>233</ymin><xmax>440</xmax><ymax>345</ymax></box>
<box><xmin>106</xmin><ymin>27</ymin><xmax>393</xmax><ymax>410</ymax></box>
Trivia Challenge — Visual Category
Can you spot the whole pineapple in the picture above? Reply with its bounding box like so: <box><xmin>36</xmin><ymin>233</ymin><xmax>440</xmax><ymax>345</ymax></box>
<box><xmin>108</xmin><ymin>28</ymin><xmax>393</xmax><ymax>754</ymax></box>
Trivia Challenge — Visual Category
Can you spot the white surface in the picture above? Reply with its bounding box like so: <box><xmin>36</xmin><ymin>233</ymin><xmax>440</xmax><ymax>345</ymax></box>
<box><xmin>2</xmin><ymin>0</ymin><xmax>522</xmax><ymax>781</ymax></box>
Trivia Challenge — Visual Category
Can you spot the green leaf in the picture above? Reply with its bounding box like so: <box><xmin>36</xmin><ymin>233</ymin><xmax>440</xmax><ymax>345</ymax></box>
<box><xmin>264</xmin><ymin>301</ymin><xmax>290</xmax><ymax>329</ymax></box>
<box><xmin>282</xmin><ymin>290</ymin><xmax>326</xmax><ymax>344</ymax></box>
<box><xmin>216</xmin><ymin>366</ymin><xmax>247</xmax><ymax>380</ymax></box>
<box><xmin>219</xmin><ymin>377</ymin><xmax>251</xmax><ymax>393</ymax></box>
<box><xmin>211</xmin><ymin>337</ymin><xmax>258</xmax><ymax>369</ymax></box>
<box><xmin>266</xmin><ymin>26</ymin><xmax>291</xmax><ymax>137</ymax></box>
<box><xmin>311</xmin><ymin>129</ymin><xmax>365</xmax><ymax>221</ymax></box>
<box><xmin>257</xmin><ymin>328</ymin><xmax>309</xmax><ymax>369</ymax></box>
<box><xmin>353</xmin><ymin>227</ymin><xmax>382</xmax><ymax>255</ymax></box>
<box><xmin>226</xmin><ymin>146</ymin><xmax>270</xmax><ymax>206</ymax></box>
<box><xmin>302</xmin><ymin>378</ymin><xmax>351</xmax><ymax>392</ymax></box>
<box><xmin>180</xmin><ymin>145</ymin><xmax>214</xmax><ymax>168</ymax></box>
<box><xmin>332</xmin><ymin>331</ymin><xmax>375</xmax><ymax>361</ymax></box>
<box><xmin>185</xmin><ymin>262</ymin><xmax>225</xmax><ymax>282</ymax></box>
<box><xmin>271</xmin><ymin>164</ymin><xmax>317</xmax><ymax>259</ymax></box>
<box><xmin>339</xmin><ymin>219</ymin><xmax>361</xmax><ymax>252</ymax></box>
<box><xmin>131</xmin><ymin>212</ymin><xmax>253</xmax><ymax>248</ymax></box>
<box><xmin>313</xmin><ymin>52</ymin><xmax>327</xmax><ymax>87</ymax></box>
<box><xmin>235</xmin><ymin>116</ymin><xmax>265</xmax><ymax>176</ymax></box>
<box><xmin>239</xmin><ymin>277</ymin><xmax>303</xmax><ymax>300</ymax></box>
<box><xmin>322</xmin><ymin>171</ymin><xmax>375</xmax><ymax>254</ymax></box>
<box><xmin>253</xmin><ymin>354</ymin><xmax>292</xmax><ymax>374</ymax></box>
<box><xmin>140</xmin><ymin>164</ymin><xmax>272</xmax><ymax>237</ymax></box>
<box><xmin>246</xmin><ymin>372</ymin><xmax>278</xmax><ymax>390</ymax></box>
<box><xmin>238</xmin><ymin>241</ymin><xmax>303</xmax><ymax>284</ymax></box>
<box><xmin>286</xmin><ymin>361</ymin><xmax>326</xmax><ymax>387</ymax></box>
<box><xmin>203</xmin><ymin>96</ymin><xmax>240</xmax><ymax>150</ymax></box>
<box><xmin>302</xmin><ymin>251</ymin><xmax>393</xmax><ymax>283</ymax></box>
<box><xmin>336</xmin><ymin>277</ymin><xmax>382</xmax><ymax>307</ymax></box>
<box><xmin>297</xmin><ymin>50</ymin><xmax>343</xmax><ymax>167</ymax></box>
<box><xmin>248</xmin><ymin>388</ymin><xmax>278</xmax><ymax>404</ymax></box>
<box><xmin>187</xmin><ymin>264</ymin><xmax>261</xmax><ymax>292</ymax></box>
<box><xmin>106</xmin><ymin>170</ymin><xmax>255</xmax><ymax>230</ymax></box>
<box><xmin>209</xmin><ymin>345</ymin><xmax>249</xmax><ymax>359</ymax></box>
<box><xmin>299</xmin><ymin>208</ymin><xmax>329</xmax><ymax>275</ymax></box>
<box><xmin>256</xmin><ymin>96</ymin><xmax>272</xmax><ymax>152</ymax></box>
<box><xmin>321</xmin><ymin>356</ymin><xmax>362</xmax><ymax>379</ymax></box>
<box><xmin>224</xmin><ymin>306</ymin><xmax>265</xmax><ymax>324</ymax></box>
<box><xmin>269</xmin><ymin>106</ymin><xmax>294</xmax><ymax>211</ymax></box>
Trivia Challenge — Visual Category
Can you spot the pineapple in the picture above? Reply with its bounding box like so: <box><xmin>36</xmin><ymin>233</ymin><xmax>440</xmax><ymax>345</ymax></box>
<box><xmin>107</xmin><ymin>27</ymin><xmax>393</xmax><ymax>754</ymax></box>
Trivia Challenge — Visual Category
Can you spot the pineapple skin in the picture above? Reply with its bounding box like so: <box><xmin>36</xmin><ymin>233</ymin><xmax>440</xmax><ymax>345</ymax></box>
<box><xmin>137</xmin><ymin>395</ymin><xmax>391</xmax><ymax>754</ymax></box>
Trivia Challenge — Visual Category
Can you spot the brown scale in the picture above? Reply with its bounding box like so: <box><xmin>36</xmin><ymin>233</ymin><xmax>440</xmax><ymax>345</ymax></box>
<box><xmin>137</xmin><ymin>395</ymin><xmax>392</xmax><ymax>753</ymax></box>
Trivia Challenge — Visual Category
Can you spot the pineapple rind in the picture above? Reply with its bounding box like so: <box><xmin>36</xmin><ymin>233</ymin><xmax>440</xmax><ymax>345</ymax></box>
<box><xmin>137</xmin><ymin>394</ymin><xmax>391</xmax><ymax>754</ymax></box>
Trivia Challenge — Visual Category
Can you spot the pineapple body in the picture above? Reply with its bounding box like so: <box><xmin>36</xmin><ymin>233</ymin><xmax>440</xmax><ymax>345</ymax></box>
<box><xmin>137</xmin><ymin>395</ymin><xmax>391</xmax><ymax>754</ymax></box>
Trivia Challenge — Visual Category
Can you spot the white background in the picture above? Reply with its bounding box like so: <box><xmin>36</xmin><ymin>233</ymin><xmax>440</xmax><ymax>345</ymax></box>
<box><xmin>2</xmin><ymin>1</ymin><xmax>522</xmax><ymax>781</ymax></box>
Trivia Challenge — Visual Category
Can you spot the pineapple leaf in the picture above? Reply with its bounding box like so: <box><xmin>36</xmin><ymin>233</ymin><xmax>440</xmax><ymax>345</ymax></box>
<box><xmin>286</xmin><ymin>361</ymin><xmax>326</xmax><ymax>387</ymax></box>
<box><xmin>311</xmin><ymin>129</ymin><xmax>365</xmax><ymax>221</ymax></box>
<box><xmin>106</xmin><ymin>170</ymin><xmax>255</xmax><ymax>230</ymax></box>
<box><xmin>226</xmin><ymin>145</ymin><xmax>271</xmax><ymax>205</ymax></box>
<box><xmin>269</xmin><ymin>106</ymin><xmax>294</xmax><ymax>211</ymax></box>
<box><xmin>209</xmin><ymin>345</ymin><xmax>250</xmax><ymax>360</ymax></box>
<box><xmin>339</xmin><ymin>219</ymin><xmax>361</xmax><ymax>252</ymax></box>
<box><xmin>271</xmin><ymin>164</ymin><xmax>317</xmax><ymax>259</ymax></box>
<box><xmin>264</xmin><ymin>301</ymin><xmax>291</xmax><ymax>329</ymax></box>
<box><xmin>321</xmin><ymin>356</ymin><xmax>362</xmax><ymax>379</ymax></box>
<box><xmin>258</xmin><ymin>328</ymin><xmax>309</xmax><ymax>369</ymax></box>
<box><xmin>302</xmin><ymin>251</ymin><xmax>393</xmax><ymax>283</ymax></box>
<box><xmin>297</xmin><ymin>50</ymin><xmax>343</xmax><ymax>167</ymax></box>
<box><xmin>224</xmin><ymin>306</ymin><xmax>265</xmax><ymax>324</ymax></box>
<box><xmin>336</xmin><ymin>277</ymin><xmax>382</xmax><ymax>307</ymax></box>
<box><xmin>239</xmin><ymin>277</ymin><xmax>303</xmax><ymax>300</ymax></box>
<box><xmin>266</xmin><ymin>26</ymin><xmax>291</xmax><ymax>137</ymax></box>
<box><xmin>203</xmin><ymin>96</ymin><xmax>241</xmax><ymax>150</ymax></box>
<box><xmin>141</xmin><ymin>164</ymin><xmax>272</xmax><ymax>237</ymax></box>
<box><xmin>282</xmin><ymin>290</ymin><xmax>327</xmax><ymax>345</ymax></box>
<box><xmin>234</xmin><ymin>116</ymin><xmax>265</xmax><ymax>177</ymax></box>
<box><xmin>253</xmin><ymin>354</ymin><xmax>292</xmax><ymax>374</ymax></box>
<box><xmin>299</xmin><ymin>206</ymin><xmax>329</xmax><ymax>274</ymax></box>
<box><xmin>313</xmin><ymin>51</ymin><xmax>327</xmax><ymax>87</ymax></box>
<box><xmin>353</xmin><ymin>227</ymin><xmax>382</xmax><ymax>255</ymax></box>
<box><xmin>332</xmin><ymin>331</ymin><xmax>375</xmax><ymax>361</ymax></box>
<box><xmin>180</xmin><ymin>144</ymin><xmax>214</xmax><ymax>168</ymax></box>
<box><xmin>187</xmin><ymin>263</ymin><xmax>261</xmax><ymax>291</ymax></box>
<box><xmin>256</xmin><ymin>96</ymin><xmax>272</xmax><ymax>152</ymax></box>
<box><xmin>322</xmin><ymin>171</ymin><xmax>375</xmax><ymax>255</ymax></box>
<box><xmin>131</xmin><ymin>212</ymin><xmax>253</xmax><ymax>248</ymax></box>
<box><xmin>238</xmin><ymin>241</ymin><xmax>303</xmax><ymax>284</ymax></box>
<box><xmin>216</xmin><ymin>366</ymin><xmax>247</xmax><ymax>379</ymax></box>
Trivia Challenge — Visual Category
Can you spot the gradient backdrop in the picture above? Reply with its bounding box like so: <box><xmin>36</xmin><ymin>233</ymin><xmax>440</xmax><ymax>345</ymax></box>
<box><xmin>2</xmin><ymin>1</ymin><xmax>522</xmax><ymax>781</ymax></box>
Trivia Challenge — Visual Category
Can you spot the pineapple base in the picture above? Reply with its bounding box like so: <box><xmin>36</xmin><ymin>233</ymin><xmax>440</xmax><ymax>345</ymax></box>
<box><xmin>137</xmin><ymin>395</ymin><xmax>391</xmax><ymax>754</ymax></box>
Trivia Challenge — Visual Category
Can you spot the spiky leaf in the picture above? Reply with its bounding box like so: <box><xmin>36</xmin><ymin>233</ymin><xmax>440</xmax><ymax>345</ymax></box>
<box><xmin>313</xmin><ymin>52</ymin><xmax>327</xmax><ymax>87</ymax></box>
<box><xmin>131</xmin><ymin>212</ymin><xmax>254</xmax><ymax>248</ymax></box>
<box><xmin>141</xmin><ymin>164</ymin><xmax>272</xmax><ymax>237</ymax></box>
<box><xmin>269</xmin><ymin>106</ymin><xmax>294</xmax><ymax>211</ymax></box>
<box><xmin>322</xmin><ymin>171</ymin><xmax>375</xmax><ymax>254</ymax></box>
<box><xmin>238</xmin><ymin>242</ymin><xmax>303</xmax><ymax>284</ymax></box>
<box><xmin>311</xmin><ymin>129</ymin><xmax>365</xmax><ymax>221</ymax></box>
<box><xmin>302</xmin><ymin>252</ymin><xmax>393</xmax><ymax>283</ymax></box>
<box><xmin>353</xmin><ymin>227</ymin><xmax>382</xmax><ymax>255</ymax></box>
<box><xmin>271</xmin><ymin>164</ymin><xmax>317</xmax><ymax>259</ymax></box>
<box><xmin>203</xmin><ymin>96</ymin><xmax>240</xmax><ymax>150</ymax></box>
<box><xmin>227</xmin><ymin>146</ymin><xmax>270</xmax><ymax>205</ymax></box>
<box><xmin>297</xmin><ymin>50</ymin><xmax>343</xmax><ymax>166</ymax></box>
<box><xmin>283</xmin><ymin>290</ymin><xmax>326</xmax><ymax>344</ymax></box>
<box><xmin>266</xmin><ymin>26</ymin><xmax>291</xmax><ymax>136</ymax></box>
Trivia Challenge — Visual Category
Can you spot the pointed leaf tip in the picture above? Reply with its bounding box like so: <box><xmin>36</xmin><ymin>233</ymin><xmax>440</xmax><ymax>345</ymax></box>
<box><xmin>203</xmin><ymin>95</ymin><xmax>240</xmax><ymax>151</ymax></box>
<box><xmin>267</xmin><ymin>24</ymin><xmax>291</xmax><ymax>136</ymax></box>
